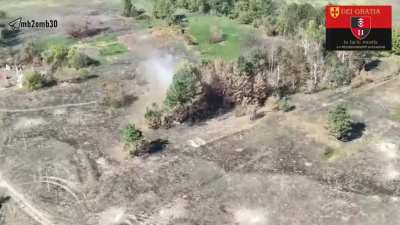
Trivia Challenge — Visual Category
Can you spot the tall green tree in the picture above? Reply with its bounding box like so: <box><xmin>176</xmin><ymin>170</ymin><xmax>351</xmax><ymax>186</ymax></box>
<box><xmin>165</xmin><ymin>63</ymin><xmax>203</xmax><ymax>108</ymax></box>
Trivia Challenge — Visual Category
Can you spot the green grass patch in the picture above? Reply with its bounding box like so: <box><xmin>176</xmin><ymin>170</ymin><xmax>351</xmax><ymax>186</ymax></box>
<box><xmin>99</xmin><ymin>42</ymin><xmax>128</xmax><ymax>56</ymax></box>
<box><xmin>33</xmin><ymin>36</ymin><xmax>75</xmax><ymax>52</ymax></box>
<box><xmin>91</xmin><ymin>35</ymin><xmax>128</xmax><ymax>57</ymax></box>
<box><xmin>188</xmin><ymin>15</ymin><xmax>256</xmax><ymax>60</ymax></box>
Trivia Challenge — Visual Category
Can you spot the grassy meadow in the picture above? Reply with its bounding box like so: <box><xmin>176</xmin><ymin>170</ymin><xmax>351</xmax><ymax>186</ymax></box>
<box><xmin>188</xmin><ymin>15</ymin><xmax>257</xmax><ymax>60</ymax></box>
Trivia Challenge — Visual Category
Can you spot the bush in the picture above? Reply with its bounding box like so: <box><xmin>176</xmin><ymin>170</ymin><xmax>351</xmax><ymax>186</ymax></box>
<box><xmin>328</xmin><ymin>105</ymin><xmax>353</xmax><ymax>141</ymax></box>
<box><xmin>23</xmin><ymin>71</ymin><xmax>46</xmax><ymax>90</ymax></box>
<box><xmin>67</xmin><ymin>47</ymin><xmax>99</xmax><ymax>69</ymax></box>
<box><xmin>41</xmin><ymin>45</ymin><xmax>68</xmax><ymax>66</ymax></box>
<box><xmin>122</xmin><ymin>123</ymin><xmax>143</xmax><ymax>143</ymax></box>
<box><xmin>209</xmin><ymin>25</ymin><xmax>225</xmax><ymax>43</ymax></box>
<box><xmin>122</xmin><ymin>123</ymin><xmax>148</xmax><ymax>156</ymax></box>
<box><xmin>144</xmin><ymin>103</ymin><xmax>163</xmax><ymax>129</ymax></box>
<box><xmin>165</xmin><ymin>63</ymin><xmax>203</xmax><ymax>108</ymax></box>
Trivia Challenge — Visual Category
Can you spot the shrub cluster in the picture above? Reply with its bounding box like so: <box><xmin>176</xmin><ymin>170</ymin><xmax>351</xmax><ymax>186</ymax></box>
<box><xmin>144</xmin><ymin>103</ymin><xmax>163</xmax><ymax>129</ymax></box>
<box><xmin>23</xmin><ymin>71</ymin><xmax>53</xmax><ymax>91</ymax></box>
<box><xmin>328</xmin><ymin>105</ymin><xmax>353</xmax><ymax>141</ymax></box>
<box><xmin>122</xmin><ymin>123</ymin><xmax>148</xmax><ymax>156</ymax></box>
<box><xmin>165</xmin><ymin>63</ymin><xmax>204</xmax><ymax>109</ymax></box>
<box><xmin>153</xmin><ymin>0</ymin><xmax>323</xmax><ymax>36</ymax></box>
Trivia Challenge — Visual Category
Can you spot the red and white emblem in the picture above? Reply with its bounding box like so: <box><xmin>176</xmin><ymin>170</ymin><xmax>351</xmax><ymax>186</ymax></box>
<box><xmin>351</xmin><ymin>16</ymin><xmax>371</xmax><ymax>40</ymax></box>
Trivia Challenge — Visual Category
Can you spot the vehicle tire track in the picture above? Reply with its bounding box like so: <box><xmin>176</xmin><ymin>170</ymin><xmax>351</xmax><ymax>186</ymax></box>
<box><xmin>0</xmin><ymin>174</ymin><xmax>58</xmax><ymax>225</ymax></box>
<box><xmin>0</xmin><ymin>101</ymin><xmax>97</xmax><ymax>113</ymax></box>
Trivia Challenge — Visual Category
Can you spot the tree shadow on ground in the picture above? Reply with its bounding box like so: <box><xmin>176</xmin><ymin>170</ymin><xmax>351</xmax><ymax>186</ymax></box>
<box><xmin>347</xmin><ymin>122</ymin><xmax>366</xmax><ymax>141</ymax></box>
<box><xmin>365</xmin><ymin>59</ymin><xmax>381</xmax><ymax>71</ymax></box>
<box><xmin>148</xmin><ymin>139</ymin><xmax>169</xmax><ymax>154</ymax></box>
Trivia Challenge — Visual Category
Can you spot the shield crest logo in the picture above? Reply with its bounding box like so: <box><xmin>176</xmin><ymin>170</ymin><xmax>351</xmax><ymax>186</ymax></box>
<box><xmin>330</xmin><ymin>7</ymin><xmax>340</xmax><ymax>19</ymax></box>
<box><xmin>351</xmin><ymin>16</ymin><xmax>371</xmax><ymax>40</ymax></box>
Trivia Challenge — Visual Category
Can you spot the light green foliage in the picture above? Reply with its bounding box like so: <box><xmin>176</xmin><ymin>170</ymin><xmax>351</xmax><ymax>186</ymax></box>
<box><xmin>144</xmin><ymin>103</ymin><xmax>163</xmax><ymax>129</ymax></box>
<box><xmin>233</xmin><ymin>0</ymin><xmax>275</xmax><ymax>24</ymax></box>
<box><xmin>41</xmin><ymin>45</ymin><xmax>68</xmax><ymax>65</ymax></box>
<box><xmin>92</xmin><ymin>35</ymin><xmax>128</xmax><ymax>57</ymax></box>
<box><xmin>277</xmin><ymin>3</ymin><xmax>324</xmax><ymax>36</ymax></box>
<box><xmin>189</xmin><ymin>15</ymin><xmax>255</xmax><ymax>60</ymax></box>
<box><xmin>23</xmin><ymin>71</ymin><xmax>46</xmax><ymax>91</ymax></box>
<box><xmin>34</xmin><ymin>36</ymin><xmax>75</xmax><ymax>52</ymax></box>
<box><xmin>99</xmin><ymin>42</ymin><xmax>128</xmax><ymax>56</ymax></box>
<box><xmin>304</xmin><ymin>19</ymin><xmax>323</xmax><ymax>42</ymax></box>
<box><xmin>393</xmin><ymin>27</ymin><xmax>400</xmax><ymax>55</ymax></box>
<box><xmin>165</xmin><ymin>63</ymin><xmax>202</xmax><ymax>108</ymax></box>
<box><xmin>328</xmin><ymin>105</ymin><xmax>353</xmax><ymax>141</ymax></box>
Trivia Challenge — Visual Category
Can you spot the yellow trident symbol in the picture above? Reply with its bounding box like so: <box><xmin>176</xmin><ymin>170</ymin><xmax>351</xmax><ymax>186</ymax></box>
<box><xmin>330</xmin><ymin>7</ymin><xmax>340</xmax><ymax>19</ymax></box>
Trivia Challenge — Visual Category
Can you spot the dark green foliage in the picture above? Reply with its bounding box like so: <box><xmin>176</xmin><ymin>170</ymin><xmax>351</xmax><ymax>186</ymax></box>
<box><xmin>153</xmin><ymin>0</ymin><xmax>274</xmax><ymax>21</ymax></box>
<box><xmin>122</xmin><ymin>123</ymin><xmax>149</xmax><ymax>156</ymax></box>
<box><xmin>277</xmin><ymin>3</ymin><xmax>324</xmax><ymax>36</ymax></box>
<box><xmin>233</xmin><ymin>0</ymin><xmax>275</xmax><ymax>24</ymax></box>
<box><xmin>328</xmin><ymin>105</ymin><xmax>353</xmax><ymax>141</ymax></box>
<box><xmin>236</xmin><ymin>48</ymin><xmax>269</xmax><ymax>75</ymax></box>
<box><xmin>122</xmin><ymin>123</ymin><xmax>143</xmax><ymax>144</ymax></box>
<box><xmin>24</xmin><ymin>71</ymin><xmax>46</xmax><ymax>90</ymax></box>
<box><xmin>236</xmin><ymin>55</ymin><xmax>254</xmax><ymax>75</ymax></box>
<box><xmin>165</xmin><ymin>63</ymin><xmax>203</xmax><ymax>108</ymax></box>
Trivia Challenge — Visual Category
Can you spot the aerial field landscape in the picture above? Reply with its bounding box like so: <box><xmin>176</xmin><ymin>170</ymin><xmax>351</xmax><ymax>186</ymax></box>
<box><xmin>0</xmin><ymin>0</ymin><xmax>399</xmax><ymax>225</ymax></box>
